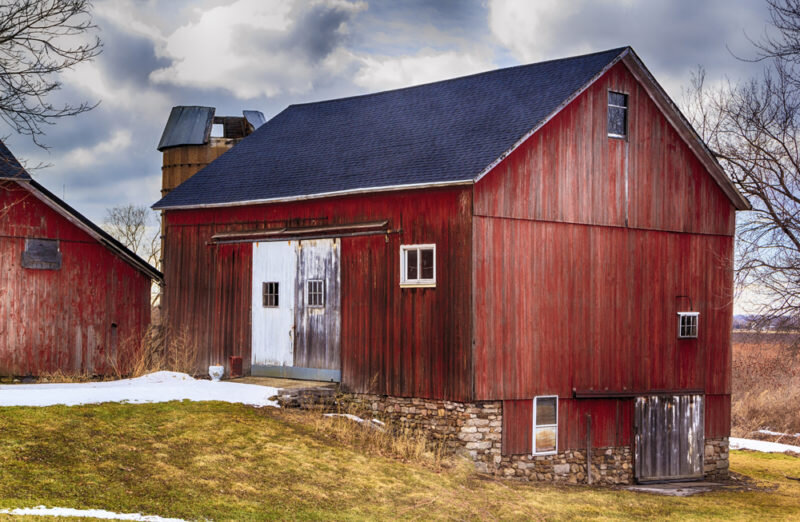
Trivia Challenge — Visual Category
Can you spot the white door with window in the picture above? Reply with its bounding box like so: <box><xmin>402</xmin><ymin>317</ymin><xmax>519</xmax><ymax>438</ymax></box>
<box><xmin>251</xmin><ymin>240</ymin><xmax>297</xmax><ymax>368</ymax></box>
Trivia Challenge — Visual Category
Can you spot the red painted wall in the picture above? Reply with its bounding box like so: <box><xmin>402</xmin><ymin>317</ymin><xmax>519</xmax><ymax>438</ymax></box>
<box><xmin>474</xmin><ymin>61</ymin><xmax>736</xmax><ymax>445</ymax></box>
<box><xmin>162</xmin><ymin>186</ymin><xmax>474</xmax><ymax>401</ymax></box>
<box><xmin>0</xmin><ymin>182</ymin><xmax>152</xmax><ymax>375</ymax></box>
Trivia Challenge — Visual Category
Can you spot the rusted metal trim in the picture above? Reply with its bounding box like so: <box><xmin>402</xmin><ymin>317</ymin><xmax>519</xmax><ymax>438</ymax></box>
<box><xmin>211</xmin><ymin>228</ymin><xmax>400</xmax><ymax>245</ymax></box>
<box><xmin>573</xmin><ymin>389</ymin><xmax>704</xmax><ymax>399</ymax></box>
<box><xmin>211</xmin><ymin>220</ymin><xmax>388</xmax><ymax>242</ymax></box>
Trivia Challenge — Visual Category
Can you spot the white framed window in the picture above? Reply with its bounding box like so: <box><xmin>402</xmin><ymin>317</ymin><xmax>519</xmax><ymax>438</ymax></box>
<box><xmin>307</xmin><ymin>280</ymin><xmax>324</xmax><ymax>307</ymax></box>
<box><xmin>400</xmin><ymin>244</ymin><xmax>436</xmax><ymax>287</ymax></box>
<box><xmin>608</xmin><ymin>91</ymin><xmax>628</xmax><ymax>138</ymax></box>
<box><xmin>532</xmin><ymin>395</ymin><xmax>558</xmax><ymax>455</ymax></box>
<box><xmin>678</xmin><ymin>312</ymin><xmax>699</xmax><ymax>339</ymax></box>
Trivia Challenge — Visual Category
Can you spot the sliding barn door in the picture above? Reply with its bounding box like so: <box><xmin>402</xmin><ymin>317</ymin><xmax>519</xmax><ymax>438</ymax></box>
<box><xmin>251</xmin><ymin>241</ymin><xmax>297</xmax><ymax>369</ymax></box>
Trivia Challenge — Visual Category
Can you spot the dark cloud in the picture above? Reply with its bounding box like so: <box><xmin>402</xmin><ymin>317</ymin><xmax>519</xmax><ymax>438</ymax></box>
<box><xmin>99</xmin><ymin>25</ymin><xmax>171</xmax><ymax>88</ymax></box>
<box><xmin>292</xmin><ymin>3</ymin><xmax>360</xmax><ymax>62</ymax></box>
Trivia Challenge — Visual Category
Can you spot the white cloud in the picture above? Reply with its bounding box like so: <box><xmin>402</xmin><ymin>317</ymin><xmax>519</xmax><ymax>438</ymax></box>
<box><xmin>353</xmin><ymin>50</ymin><xmax>495</xmax><ymax>92</ymax></box>
<box><xmin>62</xmin><ymin>130</ymin><xmax>133</xmax><ymax>168</ymax></box>
<box><xmin>148</xmin><ymin>0</ymin><xmax>366</xmax><ymax>99</ymax></box>
<box><xmin>488</xmin><ymin>0</ymin><xmax>581</xmax><ymax>63</ymax></box>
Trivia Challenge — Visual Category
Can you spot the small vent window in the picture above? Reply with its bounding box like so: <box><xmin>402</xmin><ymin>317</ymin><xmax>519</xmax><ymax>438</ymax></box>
<box><xmin>262</xmin><ymin>282</ymin><xmax>279</xmax><ymax>307</ymax></box>
<box><xmin>400</xmin><ymin>244</ymin><xmax>436</xmax><ymax>287</ymax></box>
<box><xmin>21</xmin><ymin>238</ymin><xmax>61</xmax><ymax>270</ymax></box>
<box><xmin>678</xmin><ymin>312</ymin><xmax>699</xmax><ymax>339</ymax></box>
<box><xmin>307</xmin><ymin>280</ymin><xmax>324</xmax><ymax>307</ymax></box>
<box><xmin>608</xmin><ymin>91</ymin><xmax>628</xmax><ymax>138</ymax></box>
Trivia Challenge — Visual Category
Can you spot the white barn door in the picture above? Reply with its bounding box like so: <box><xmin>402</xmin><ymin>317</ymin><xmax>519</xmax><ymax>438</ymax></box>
<box><xmin>251</xmin><ymin>241</ymin><xmax>297</xmax><ymax>369</ymax></box>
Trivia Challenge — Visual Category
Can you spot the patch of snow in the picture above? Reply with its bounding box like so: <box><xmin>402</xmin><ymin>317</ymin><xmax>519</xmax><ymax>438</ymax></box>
<box><xmin>730</xmin><ymin>437</ymin><xmax>800</xmax><ymax>454</ymax></box>
<box><xmin>0</xmin><ymin>505</ymin><xmax>184</xmax><ymax>521</ymax></box>
<box><xmin>758</xmin><ymin>429</ymin><xmax>800</xmax><ymax>438</ymax></box>
<box><xmin>0</xmin><ymin>371</ymin><xmax>278</xmax><ymax>408</ymax></box>
<box><xmin>323</xmin><ymin>413</ymin><xmax>385</xmax><ymax>430</ymax></box>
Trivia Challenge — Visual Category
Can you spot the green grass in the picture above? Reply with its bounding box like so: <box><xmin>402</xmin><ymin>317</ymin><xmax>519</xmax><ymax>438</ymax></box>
<box><xmin>0</xmin><ymin>402</ymin><xmax>798</xmax><ymax>520</ymax></box>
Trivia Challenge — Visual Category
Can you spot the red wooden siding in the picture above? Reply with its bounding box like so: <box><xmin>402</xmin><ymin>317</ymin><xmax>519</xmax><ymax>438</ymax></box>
<box><xmin>705</xmin><ymin>394</ymin><xmax>731</xmax><ymax>438</ymax></box>
<box><xmin>163</xmin><ymin>186</ymin><xmax>473</xmax><ymax>401</ymax></box>
<box><xmin>502</xmin><ymin>399</ymin><xmax>533</xmax><ymax>455</ymax></box>
<box><xmin>474</xmin><ymin>218</ymin><xmax>733</xmax><ymax>400</ymax></box>
<box><xmin>0</xmin><ymin>182</ymin><xmax>152</xmax><ymax>375</ymax></box>
<box><xmin>475</xmin><ymin>62</ymin><xmax>735</xmax><ymax>236</ymax></box>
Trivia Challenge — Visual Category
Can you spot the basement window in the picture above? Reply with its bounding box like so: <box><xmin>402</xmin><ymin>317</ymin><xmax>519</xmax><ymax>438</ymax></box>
<box><xmin>262</xmin><ymin>282</ymin><xmax>279</xmax><ymax>307</ymax></box>
<box><xmin>608</xmin><ymin>91</ymin><xmax>628</xmax><ymax>138</ymax></box>
<box><xmin>400</xmin><ymin>244</ymin><xmax>436</xmax><ymax>287</ymax></box>
<box><xmin>533</xmin><ymin>396</ymin><xmax>558</xmax><ymax>455</ymax></box>
<box><xmin>21</xmin><ymin>238</ymin><xmax>61</xmax><ymax>270</ymax></box>
<box><xmin>678</xmin><ymin>312</ymin><xmax>699</xmax><ymax>339</ymax></box>
<box><xmin>307</xmin><ymin>280</ymin><xmax>324</xmax><ymax>307</ymax></box>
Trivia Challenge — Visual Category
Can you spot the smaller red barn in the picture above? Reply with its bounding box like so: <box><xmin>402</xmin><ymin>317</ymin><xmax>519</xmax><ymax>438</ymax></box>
<box><xmin>0</xmin><ymin>140</ymin><xmax>163</xmax><ymax>376</ymax></box>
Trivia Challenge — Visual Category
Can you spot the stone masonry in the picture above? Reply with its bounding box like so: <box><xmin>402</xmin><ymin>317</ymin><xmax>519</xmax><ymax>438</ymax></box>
<box><xmin>703</xmin><ymin>437</ymin><xmax>730</xmax><ymax>481</ymax></box>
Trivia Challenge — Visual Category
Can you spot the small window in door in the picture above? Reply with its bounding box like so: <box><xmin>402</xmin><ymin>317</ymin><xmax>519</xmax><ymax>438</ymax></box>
<box><xmin>262</xmin><ymin>282</ymin><xmax>279</xmax><ymax>307</ymax></box>
<box><xmin>307</xmin><ymin>280</ymin><xmax>324</xmax><ymax>307</ymax></box>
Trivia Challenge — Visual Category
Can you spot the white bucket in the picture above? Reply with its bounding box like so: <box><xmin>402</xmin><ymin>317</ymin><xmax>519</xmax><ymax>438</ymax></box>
<box><xmin>208</xmin><ymin>365</ymin><xmax>224</xmax><ymax>382</ymax></box>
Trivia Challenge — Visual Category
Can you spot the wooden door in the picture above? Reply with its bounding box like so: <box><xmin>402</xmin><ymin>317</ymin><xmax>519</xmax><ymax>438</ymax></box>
<box><xmin>251</xmin><ymin>241</ymin><xmax>297</xmax><ymax>370</ymax></box>
<box><xmin>294</xmin><ymin>238</ymin><xmax>341</xmax><ymax>377</ymax></box>
<box><xmin>634</xmin><ymin>395</ymin><xmax>704</xmax><ymax>482</ymax></box>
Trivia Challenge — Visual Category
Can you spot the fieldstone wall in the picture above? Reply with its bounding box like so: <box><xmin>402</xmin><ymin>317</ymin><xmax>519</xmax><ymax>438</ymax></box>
<box><xmin>336</xmin><ymin>393</ymin><xmax>634</xmax><ymax>484</ymax></box>
<box><xmin>704</xmin><ymin>437</ymin><xmax>730</xmax><ymax>480</ymax></box>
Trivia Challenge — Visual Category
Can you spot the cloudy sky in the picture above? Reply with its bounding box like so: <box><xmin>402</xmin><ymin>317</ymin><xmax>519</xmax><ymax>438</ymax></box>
<box><xmin>1</xmin><ymin>0</ymin><xmax>773</xmax><ymax>225</ymax></box>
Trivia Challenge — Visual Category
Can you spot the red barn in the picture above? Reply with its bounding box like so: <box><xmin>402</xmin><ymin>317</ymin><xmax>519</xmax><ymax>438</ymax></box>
<box><xmin>0</xmin><ymin>141</ymin><xmax>163</xmax><ymax>376</ymax></box>
<box><xmin>154</xmin><ymin>47</ymin><xmax>749</xmax><ymax>484</ymax></box>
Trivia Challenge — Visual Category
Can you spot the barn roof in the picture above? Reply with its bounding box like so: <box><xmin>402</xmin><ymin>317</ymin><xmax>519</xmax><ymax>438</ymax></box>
<box><xmin>0</xmin><ymin>140</ymin><xmax>31</xmax><ymax>180</ymax></box>
<box><xmin>153</xmin><ymin>47</ymin><xmax>750</xmax><ymax>211</ymax></box>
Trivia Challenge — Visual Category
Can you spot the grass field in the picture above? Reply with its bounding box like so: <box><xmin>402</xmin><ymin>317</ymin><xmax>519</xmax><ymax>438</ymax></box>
<box><xmin>0</xmin><ymin>402</ymin><xmax>798</xmax><ymax>521</ymax></box>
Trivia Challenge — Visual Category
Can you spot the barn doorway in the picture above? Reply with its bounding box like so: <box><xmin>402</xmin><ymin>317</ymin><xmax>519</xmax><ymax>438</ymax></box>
<box><xmin>634</xmin><ymin>394</ymin><xmax>704</xmax><ymax>483</ymax></box>
<box><xmin>250</xmin><ymin>238</ymin><xmax>341</xmax><ymax>381</ymax></box>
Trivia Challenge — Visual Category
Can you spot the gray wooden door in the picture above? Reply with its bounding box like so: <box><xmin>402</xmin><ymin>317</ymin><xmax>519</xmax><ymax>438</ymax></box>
<box><xmin>634</xmin><ymin>395</ymin><xmax>704</xmax><ymax>483</ymax></box>
<box><xmin>294</xmin><ymin>238</ymin><xmax>341</xmax><ymax>373</ymax></box>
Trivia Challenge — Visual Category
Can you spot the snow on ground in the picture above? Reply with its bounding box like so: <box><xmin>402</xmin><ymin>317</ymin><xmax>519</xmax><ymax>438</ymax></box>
<box><xmin>758</xmin><ymin>429</ymin><xmax>800</xmax><ymax>438</ymax></box>
<box><xmin>730</xmin><ymin>437</ymin><xmax>800</xmax><ymax>454</ymax></box>
<box><xmin>0</xmin><ymin>371</ymin><xmax>278</xmax><ymax>408</ymax></box>
<box><xmin>0</xmin><ymin>506</ymin><xmax>184</xmax><ymax>521</ymax></box>
<box><xmin>324</xmin><ymin>413</ymin><xmax>385</xmax><ymax>430</ymax></box>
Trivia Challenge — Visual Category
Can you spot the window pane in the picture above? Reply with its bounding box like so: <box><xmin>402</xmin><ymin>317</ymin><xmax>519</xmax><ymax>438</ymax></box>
<box><xmin>608</xmin><ymin>106</ymin><xmax>626</xmax><ymax>136</ymax></box>
<box><xmin>263</xmin><ymin>282</ymin><xmax>279</xmax><ymax>307</ymax></box>
<box><xmin>308</xmin><ymin>280</ymin><xmax>324</xmax><ymax>306</ymax></box>
<box><xmin>21</xmin><ymin>238</ymin><xmax>61</xmax><ymax>270</ymax></box>
<box><xmin>536</xmin><ymin>397</ymin><xmax>557</xmax><ymax>425</ymax></box>
<box><xmin>608</xmin><ymin>91</ymin><xmax>626</xmax><ymax>106</ymax></box>
<box><xmin>406</xmin><ymin>249</ymin><xmax>418</xmax><ymax>280</ymax></box>
<box><xmin>421</xmin><ymin>248</ymin><xmax>434</xmax><ymax>280</ymax></box>
<box><xmin>535</xmin><ymin>427</ymin><xmax>556</xmax><ymax>452</ymax></box>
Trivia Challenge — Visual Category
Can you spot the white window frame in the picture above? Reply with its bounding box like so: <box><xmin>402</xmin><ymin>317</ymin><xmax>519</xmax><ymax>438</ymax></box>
<box><xmin>400</xmin><ymin>244</ymin><xmax>436</xmax><ymax>288</ymax></box>
<box><xmin>608</xmin><ymin>90</ymin><xmax>628</xmax><ymax>139</ymax></box>
<box><xmin>532</xmin><ymin>395</ymin><xmax>558</xmax><ymax>455</ymax></box>
<box><xmin>677</xmin><ymin>311</ymin><xmax>699</xmax><ymax>339</ymax></box>
<box><xmin>307</xmin><ymin>279</ymin><xmax>325</xmax><ymax>307</ymax></box>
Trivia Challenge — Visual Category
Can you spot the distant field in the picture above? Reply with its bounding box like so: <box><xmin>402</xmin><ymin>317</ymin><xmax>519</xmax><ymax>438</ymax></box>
<box><xmin>732</xmin><ymin>332</ymin><xmax>800</xmax><ymax>439</ymax></box>
<box><xmin>0</xmin><ymin>402</ymin><xmax>799</xmax><ymax>520</ymax></box>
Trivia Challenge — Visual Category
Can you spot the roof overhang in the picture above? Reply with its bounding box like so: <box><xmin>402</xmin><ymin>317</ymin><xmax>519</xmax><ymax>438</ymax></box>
<box><xmin>11</xmin><ymin>180</ymin><xmax>164</xmax><ymax>282</ymax></box>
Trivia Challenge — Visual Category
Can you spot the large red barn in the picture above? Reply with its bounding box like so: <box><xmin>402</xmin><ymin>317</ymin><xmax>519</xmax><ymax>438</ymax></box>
<box><xmin>0</xmin><ymin>141</ymin><xmax>163</xmax><ymax>376</ymax></box>
<box><xmin>154</xmin><ymin>48</ymin><xmax>749</xmax><ymax>483</ymax></box>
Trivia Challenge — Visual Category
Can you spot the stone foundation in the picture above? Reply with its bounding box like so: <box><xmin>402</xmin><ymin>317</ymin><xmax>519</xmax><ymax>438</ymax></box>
<box><xmin>703</xmin><ymin>437</ymin><xmax>730</xmax><ymax>480</ymax></box>
<box><xmin>337</xmin><ymin>393</ymin><xmax>633</xmax><ymax>484</ymax></box>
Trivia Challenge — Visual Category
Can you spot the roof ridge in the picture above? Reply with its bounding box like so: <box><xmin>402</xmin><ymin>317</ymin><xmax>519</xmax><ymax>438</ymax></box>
<box><xmin>287</xmin><ymin>46</ymin><xmax>630</xmax><ymax>109</ymax></box>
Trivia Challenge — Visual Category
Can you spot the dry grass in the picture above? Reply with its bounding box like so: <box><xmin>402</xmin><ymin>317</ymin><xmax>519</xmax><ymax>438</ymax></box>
<box><xmin>732</xmin><ymin>333</ymin><xmax>800</xmax><ymax>437</ymax></box>
<box><xmin>281</xmin><ymin>404</ymin><xmax>454</xmax><ymax>471</ymax></box>
<box><xmin>106</xmin><ymin>322</ymin><xmax>200</xmax><ymax>379</ymax></box>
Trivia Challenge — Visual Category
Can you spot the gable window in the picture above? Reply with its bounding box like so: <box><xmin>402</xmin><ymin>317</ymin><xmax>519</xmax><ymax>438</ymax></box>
<box><xmin>533</xmin><ymin>396</ymin><xmax>558</xmax><ymax>455</ymax></box>
<box><xmin>262</xmin><ymin>282</ymin><xmax>279</xmax><ymax>307</ymax></box>
<box><xmin>400</xmin><ymin>244</ymin><xmax>435</xmax><ymax>287</ymax></box>
<box><xmin>678</xmin><ymin>312</ymin><xmax>699</xmax><ymax>339</ymax></box>
<box><xmin>608</xmin><ymin>91</ymin><xmax>628</xmax><ymax>138</ymax></box>
<box><xmin>307</xmin><ymin>280</ymin><xmax>324</xmax><ymax>307</ymax></box>
<box><xmin>21</xmin><ymin>238</ymin><xmax>61</xmax><ymax>270</ymax></box>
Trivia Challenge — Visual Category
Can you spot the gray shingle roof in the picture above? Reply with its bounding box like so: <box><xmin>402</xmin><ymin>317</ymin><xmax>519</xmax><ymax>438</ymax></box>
<box><xmin>0</xmin><ymin>140</ymin><xmax>31</xmax><ymax>180</ymax></box>
<box><xmin>154</xmin><ymin>47</ymin><xmax>627</xmax><ymax>209</ymax></box>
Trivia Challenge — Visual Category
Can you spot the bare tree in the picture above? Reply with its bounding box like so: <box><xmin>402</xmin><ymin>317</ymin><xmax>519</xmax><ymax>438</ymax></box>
<box><xmin>103</xmin><ymin>204</ymin><xmax>161</xmax><ymax>269</ymax></box>
<box><xmin>0</xmin><ymin>0</ymin><xmax>101</xmax><ymax>146</ymax></box>
<box><xmin>681</xmin><ymin>0</ymin><xmax>800</xmax><ymax>325</ymax></box>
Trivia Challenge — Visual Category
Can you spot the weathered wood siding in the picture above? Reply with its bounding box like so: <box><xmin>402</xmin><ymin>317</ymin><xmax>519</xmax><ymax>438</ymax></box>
<box><xmin>474</xmin><ymin>61</ymin><xmax>735</xmax><ymax>445</ymax></box>
<box><xmin>162</xmin><ymin>186</ymin><xmax>473</xmax><ymax>401</ymax></box>
<box><xmin>0</xmin><ymin>182</ymin><xmax>152</xmax><ymax>375</ymax></box>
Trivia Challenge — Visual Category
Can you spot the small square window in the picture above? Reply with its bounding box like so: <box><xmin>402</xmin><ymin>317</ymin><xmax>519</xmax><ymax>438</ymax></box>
<box><xmin>608</xmin><ymin>91</ymin><xmax>628</xmax><ymax>138</ymax></box>
<box><xmin>262</xmin><ymin>282</ymin><xmax>279</xmax><ymax>307</ymax></box>
<box><xmin>21</xmin><ymin>238</ymin><xmax>61</xmax><ymax>270</ymax></box>
<box><xmin>400</xmin><ymin>244</ymin><xmax>436</xmax><ymax>287</ymax></box>
<box><xmin>307</xmin><ymin>280</ymin><xmax>324</xmax><ymax>307</ymax></box>
<box><xmin>533</xmin><ymin>396</ymin><xmax>558</xmax><ymax>455</ymax></box>
<box><xmin>678</xmin><ymin>312</ymin><xmax>699</xmax><ymax>339</ymax></box>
